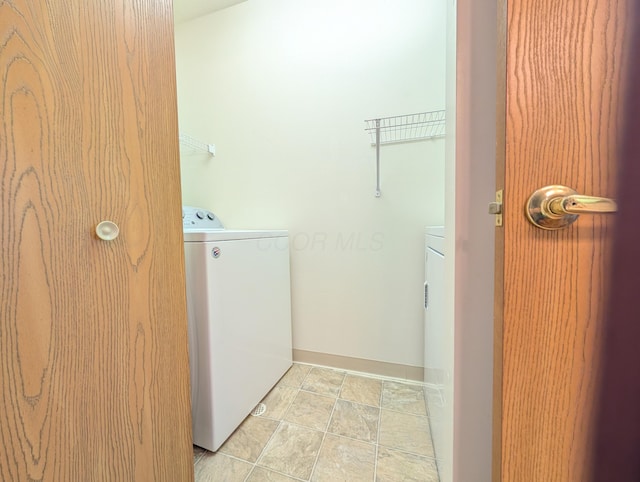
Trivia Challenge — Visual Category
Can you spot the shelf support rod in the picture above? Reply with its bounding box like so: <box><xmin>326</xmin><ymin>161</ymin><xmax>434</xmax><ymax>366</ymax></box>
<box><xmin>375</xmin><ymin>119</ymin><xmax>381</xmax><ymax>197</ymax></box>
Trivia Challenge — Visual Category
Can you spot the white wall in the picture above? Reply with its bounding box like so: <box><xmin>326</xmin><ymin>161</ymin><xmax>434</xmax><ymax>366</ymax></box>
<box><xmin>175</xmin><ymin>0</ymin><xmax>446</xmax><ymax>369</ymax></box>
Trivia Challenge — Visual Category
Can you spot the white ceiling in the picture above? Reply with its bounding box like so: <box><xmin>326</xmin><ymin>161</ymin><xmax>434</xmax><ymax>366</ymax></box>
<box><xmin>173</xmin><ymin>0</ymin><xmax>247</xmax><ymax>24</ymax></box>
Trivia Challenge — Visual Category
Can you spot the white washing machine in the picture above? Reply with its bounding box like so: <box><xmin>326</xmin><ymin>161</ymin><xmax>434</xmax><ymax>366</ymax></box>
<box><xmin>183</xmin><ymin>206</ymin><xmax>293</xmax><ymax>452</ymax></box>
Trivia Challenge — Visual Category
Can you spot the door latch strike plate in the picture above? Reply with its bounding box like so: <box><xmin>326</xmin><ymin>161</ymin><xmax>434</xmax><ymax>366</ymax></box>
<box><xmin>488</xmin><ymin>190</ymin><xmax>503</xmax><ymax>226</ymax></box>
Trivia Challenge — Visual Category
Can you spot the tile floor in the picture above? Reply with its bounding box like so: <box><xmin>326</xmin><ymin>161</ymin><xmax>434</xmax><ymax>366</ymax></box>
<box><xmin>193</xmin><ymin>363</ymin><xmax>443</xmax><ymax>482</ymax></box>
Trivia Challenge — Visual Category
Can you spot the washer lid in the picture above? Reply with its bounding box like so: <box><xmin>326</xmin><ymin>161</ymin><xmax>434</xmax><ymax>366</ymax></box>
<box><xmin>183</xmin><ymin>206</ymin><xmax>224</xmax><ymax>231</ymax></box>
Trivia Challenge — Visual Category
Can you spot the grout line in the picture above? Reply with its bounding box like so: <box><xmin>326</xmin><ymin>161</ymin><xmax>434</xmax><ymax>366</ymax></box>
<box><xmin>192</xmin><ymin>447</ymin><xmax>206</xmax><ymax>466</ymax></box>
<box><xmin>376</xmin><ymin>444</ymin><xmax>444</xmax><ymax>463</ymax></box>
<box><xmin>249</xmin><ymin>365</ymin><xmax>325</xmax><ymax>482</ymax></box>
<box><xmin>306</xmin><ymin>370</ymin><xmax>346</xmax><ymax>481</ymax></box>
<box><xmin>373</xmin><ymin>378</ymin><xmax>384</xmax><ymax>482</ymax></box>
<box><xmin>299</xmin><ymin>387</ymin><xmax>340</xmax><ymax>400</ymax></box>
<box><xmin>424</xmin><ymin>385</ymin><xmax>442</xmax><ymax>480</ymax></box>
<box><xmin>244</xmin><ymin>382</ymin><xmax>302</xmax><ymax>482</ymax></box>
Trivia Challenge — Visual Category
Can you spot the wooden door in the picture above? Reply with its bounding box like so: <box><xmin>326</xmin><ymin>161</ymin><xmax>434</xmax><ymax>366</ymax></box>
<box><xmin>0</xmin><ymin>2</ymin><xmax>193</xmax><ymax>481</ymax></box>
<box><xmin>494</xmin><ymin>0</ymin><xmax>630</xmax><ymax>480</ymax></box>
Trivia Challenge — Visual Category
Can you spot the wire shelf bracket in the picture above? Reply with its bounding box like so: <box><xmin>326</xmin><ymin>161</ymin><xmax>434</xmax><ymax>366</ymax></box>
<box><xmin>179</xmin><ymin>133</ymin><xmax>216</xmax><ymax>157</ymax></box>
<box><xmin>364</xmin><ymin>110</ymin><xmax>445</xmax><ymax>197</ymax></box>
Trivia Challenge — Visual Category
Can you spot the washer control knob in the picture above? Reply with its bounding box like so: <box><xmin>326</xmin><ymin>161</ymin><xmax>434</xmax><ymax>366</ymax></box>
<box><xmin>207</xmin><ymin>212</ymin><xmax>215</xmax><ymax>221</ymax></box>
<box><xmin>196</xmin><ymin>211</ymin><xmax>205</xmax><ymax>220</ymax></box>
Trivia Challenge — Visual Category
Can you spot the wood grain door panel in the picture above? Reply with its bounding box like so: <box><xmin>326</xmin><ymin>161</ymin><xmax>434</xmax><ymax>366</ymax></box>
<box><xmin>496</xmin><ymin>0</ymin><xmax>629</xmax><ymax>480</ymax></box>
<box><xmin>1</xmin><ymin>1</ymin><xmax>192</xmax><ymax>481</ymax></box>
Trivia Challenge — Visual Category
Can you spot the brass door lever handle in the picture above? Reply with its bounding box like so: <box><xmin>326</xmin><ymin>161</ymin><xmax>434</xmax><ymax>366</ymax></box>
<box><xmin>548</xmin><ymin>194</ymin><xmax>617</xmax><ymax>215</ymax></box>
<box><xmin>526</xmin><ymin>185</ymin><xmax>617</xmax><ymax>230</ymax></box>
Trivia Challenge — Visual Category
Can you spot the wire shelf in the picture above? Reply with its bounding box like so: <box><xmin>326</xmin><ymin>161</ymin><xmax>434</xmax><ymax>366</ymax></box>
<box><xmin>179</xmin><ymin>133</ymin><xmax>216</xmax><ymax>156</ymax></box>
<box><xmin>364</xmin><ymin>110</ymin><xmax>446</xmax><ymax>146</ymax></box>
<box><xmin>364</xmin><ymin>110</ymin><xmax>445</xmax><ymax>197</ymax></box>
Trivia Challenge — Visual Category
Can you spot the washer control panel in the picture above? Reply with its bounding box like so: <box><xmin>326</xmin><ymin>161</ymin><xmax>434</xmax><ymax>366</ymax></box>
<box><xmin>183</xmin><ymin>206</ymin><xmax>224</xmax><ymax>231</ymax></box>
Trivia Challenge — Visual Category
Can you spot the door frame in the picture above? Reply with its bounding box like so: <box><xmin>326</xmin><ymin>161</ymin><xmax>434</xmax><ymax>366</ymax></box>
<box><xmin>445</xmin><ymin>0</ymin><xmax>499</xmax><ymax>481</ymax></box>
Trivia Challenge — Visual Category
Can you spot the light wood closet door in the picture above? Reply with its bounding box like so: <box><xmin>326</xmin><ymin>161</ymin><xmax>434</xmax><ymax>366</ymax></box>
<box><xmin>495</xmin><ymin>0</ymin><xmax>630</xmax><ymax>480</ymax></box>
<box><xmin>0</xmin><ymin>1</ymin><xmax>193</xmax><ymax>480</ymax></box>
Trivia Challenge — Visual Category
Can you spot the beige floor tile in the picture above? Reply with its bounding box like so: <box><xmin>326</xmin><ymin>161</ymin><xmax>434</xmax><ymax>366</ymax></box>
<box><xmin>194</xmin><ymin>452</ymin><xmax>252</xmax><ymax>482</ymax></box>
<box><xmin>378</xmin><ymin>410</ymin><xmax>434</xmax><ymax>458</ymax></box>
<box><xmin>261</xmin><ymin>385</ymin><xmax>299</xmax><ymax>420</ymax></box>
<box><xmin>258</xmin><ymin>422</ymin><xmax>324</xmax><ymax>480</ymax></box>
<box><xmin>277</xmin><ymin>363</ymin><xmax>312</xmax><ymax>388</ymax></box>
<box><xmin>328</xmin><ymin>399</ymin><xmax>379</xmax><ymax>443</ymax></box>
<box><xmin>246</xmin><ymin>466</ymin><xmax>301</xmax><ymax>481</ymax></box>
<box><xmin>381</xmin><ymin>381</ymin><xmax>427</xmax><ymax>416</ymax></box>
<box><xmin>311</xmin><ymin>434</ymin><xmax>376</xmax><ymax>482</ymax></box>
<box><xmin>219</xmin><ymin>415</ymin><xmax>280</xmax><ymax>463</ymax></box>
<box><xmin>340</xmin><ymin>375</ymin><xmax>382</xmax><ymax>407</ymax></box>
<box><xmin>302</xmin><ymin>367</ymin><xmax>346</xmax><ymax>397</ymax></box>
<box><xmin>376</xmin><ymin>446</ymin><xmax>439</xmax><ymax>482</ymax></box>
<box><xmin>283</xmin><ymin>390</ymin><xmax>336</xmax><ymax>431</ymax></box>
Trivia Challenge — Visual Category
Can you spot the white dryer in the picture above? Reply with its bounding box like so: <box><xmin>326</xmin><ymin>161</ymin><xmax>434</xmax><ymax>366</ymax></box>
<box><xmin>424</xmin><ymin>226</ymin><xmax>445</xmax><ymax>386</ymax></box>
<box><xmin>183</xmin><ymin>206</ymin><xmax>293</xmax><ymax>452</ymax></box>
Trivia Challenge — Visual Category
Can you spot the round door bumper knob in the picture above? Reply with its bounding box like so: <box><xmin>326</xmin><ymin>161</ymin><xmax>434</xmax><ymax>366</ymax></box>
<box><xmin>96</xmin><ymin>220</ymin><xmax>120</xmax><ymax>241</ymax></box>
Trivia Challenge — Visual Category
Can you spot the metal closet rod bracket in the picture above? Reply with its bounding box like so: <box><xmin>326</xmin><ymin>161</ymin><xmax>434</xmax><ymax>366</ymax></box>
<box><xmin>364</xmin><ymin>110</ymin><xmax>445</xmax><ymax>197</ymax></box>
